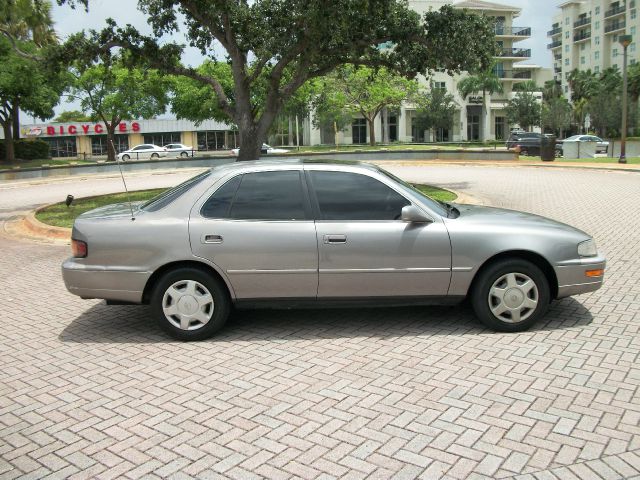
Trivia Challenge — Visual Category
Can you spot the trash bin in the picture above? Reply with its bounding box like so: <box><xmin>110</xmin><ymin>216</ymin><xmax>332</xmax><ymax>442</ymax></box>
<box><xmin>540</xmin><ymin>135</ymin><xmax>556</xmax><ymax>161</ymax></box>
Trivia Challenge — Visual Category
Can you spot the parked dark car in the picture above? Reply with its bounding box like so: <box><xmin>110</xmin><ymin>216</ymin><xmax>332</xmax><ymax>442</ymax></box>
<box><xmin>505</xmin><ymin>132</ymin><xmax>544</xmax><ymax>156</ymax></box>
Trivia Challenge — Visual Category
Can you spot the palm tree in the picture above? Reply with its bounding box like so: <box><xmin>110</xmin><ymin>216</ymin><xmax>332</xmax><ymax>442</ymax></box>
<box><xmin>457</xmin><ymin>69</ymin><xmax>503</xmax><ymax>141</ymax></box>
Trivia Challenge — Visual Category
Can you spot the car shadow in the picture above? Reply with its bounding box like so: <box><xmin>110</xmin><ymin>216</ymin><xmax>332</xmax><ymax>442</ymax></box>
<box><xmin>59</xmin><ymin>297</ymin><xmax>593</xmax><ymax>344</ymax></box>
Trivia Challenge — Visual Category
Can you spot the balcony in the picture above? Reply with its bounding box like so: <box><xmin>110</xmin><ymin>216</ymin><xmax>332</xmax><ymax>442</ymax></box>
<box><xmin>605</xmin><ymin>20</ymin><xmax>626</xmax><ymax>33</ymax></box>
<box><xmin>554</xmin><ymin>66</ymin><xmax>562</xmax><ymax>73</ymax></box>
<box><xmin>548</xmin><ymin>26</ymin><xmax>562</xmax><ymax>36</ymax></box>
<box><xmin>492</xmin><ymin>69</ymin><xmax>533</xmax><ymax>79</ymax></box>
<box><xmin>574</xmin><ymin>17</ymin><xmax>591</xmax><ymax>28</ymax></box>
<box><xmin>605</xmin><ymin>4</ymin><xmax>626</xmax><ymax>17</ymax></box>
<box><xmin>497</xmin><ymin>48</ymin><xmax>531</xmax><ymax>57</ymax></box>
<box><xmin>513</xmin><ymin>70</ymin><xmax>532</xmax><ymax>79</ymax></box>
<box><xmin>554</xmin><ymin>53</ymin><xmax>562</xmax><ymax>60</ymax></box>
<box><xmin>548</xmin><ymin>40</ymin><xmax>562</xmax><ymax>49</ymax></box>
<box><xmin>574</xmin><ymin>31</ymin><xmax>592</xmax><ymax>42</ymax></box>
<box><xmin>495</xmin><ymin>26</ymin><xmax>532</xmax><ymax>37</ymax></box>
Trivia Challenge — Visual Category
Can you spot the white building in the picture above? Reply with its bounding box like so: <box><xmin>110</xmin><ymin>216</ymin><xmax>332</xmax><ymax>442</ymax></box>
<box><xmin>548</xmin><ymin>0</ymin><xmax>640</xmax><ymax>96</ymax></box>
<box><xmin>305</xmin><ymin>0</ymin><xmax>552</xmax><ymax>145</ymax></box>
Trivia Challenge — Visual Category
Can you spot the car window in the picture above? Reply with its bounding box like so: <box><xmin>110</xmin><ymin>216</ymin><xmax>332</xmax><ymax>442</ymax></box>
<box><xmin>141</xmin><ymin>170</ymin><xmax>212</xmax><ymax>212</ymax></box>
<box><xmin>227</xmin><ymin>171</ymin><xmax>307</xmax><ymax>220</ymax></box>
<box><xmin>310</xmin><ymin>171</ymin><xmax>410</xmax><ymax>221</ymax></box>
<box><xmin>201</xmin><ymin>175</ymin><xmax>242</xmax><ymax>218</ymax></box>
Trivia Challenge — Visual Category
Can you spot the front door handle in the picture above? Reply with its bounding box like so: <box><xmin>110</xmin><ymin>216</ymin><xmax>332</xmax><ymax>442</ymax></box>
<box><xmin>202</xmin><ymin>234</ymin><xmax>223</xmax><ymax>244</ymax></box>
<box><xmin>323</xmin><ymin>234</ymin><xmax>347</xmax><ymax>244</ymax></box>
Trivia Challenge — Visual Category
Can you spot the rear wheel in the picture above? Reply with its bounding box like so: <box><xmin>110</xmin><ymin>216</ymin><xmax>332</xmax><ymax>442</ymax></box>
<box><xmin>121</xmin><ymin>154</ymin><xmax>130</xmax><ymax>161</ymax></box>
<box><xmin>180</xmin><ymin>151</ymin><xmax>189</xmax><ymax>157</ymax></box>
<box><xmin>150</xmin><ymin>267</ymin><xmax>230</xmax><ymax>341</ymax></box>
<box><xmin>520</xmin><ymin>148</ymin><xmax>529</xmax><ymax>156</ymax></box>
<box><xmin>471</xmin><ymin>259</ymin><xmax>550</xmax><ymax>332</ymax></box>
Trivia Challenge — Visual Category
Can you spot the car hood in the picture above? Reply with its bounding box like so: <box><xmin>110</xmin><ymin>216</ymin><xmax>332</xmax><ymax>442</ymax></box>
<box><xmin>450</xmin><ymin>203</ymin><xmax>589</xmax><ymax>238</ymax></box>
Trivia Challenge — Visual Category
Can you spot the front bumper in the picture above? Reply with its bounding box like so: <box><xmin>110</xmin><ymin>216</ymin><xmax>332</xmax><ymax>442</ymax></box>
<box><xmin>62</xmin><ymin>258</ymin><xmax>149</xmax><ymax>303</ymax></box>
<box><xmin>555</xmin><ymin>255</ymin><xmax>606</xmax><ymax>298</ymax></box>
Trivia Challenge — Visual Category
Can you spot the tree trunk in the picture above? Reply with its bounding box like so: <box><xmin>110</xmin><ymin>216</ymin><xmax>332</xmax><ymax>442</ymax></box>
<box><xmin>12</xmin><ymin>99</ymin><xmax>20</xmax><ymax>141</ymax></box>
<box><xmin>368</xmin><ymin>117</ymin><xmax>376</xmax><ymax>146</ymax></box>
<box><xmin>106</xmin><ymin>124</ymin><xmax>117</xmax><ymax>162</ymax></box>
<box><xmin>2</xmin><ymin>121</ymin><xmax>15</xmax><ymax>163</ymax></box>
<box><xmin>236</xmin><ymin>124</ymin><xmax>263</xmax><ymax>161</ymax></box>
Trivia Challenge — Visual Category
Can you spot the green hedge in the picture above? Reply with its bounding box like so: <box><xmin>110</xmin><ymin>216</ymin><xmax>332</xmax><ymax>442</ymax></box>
<box><xmin>0</xmin><ymin>139</ymin><xmax>50</xmax><ymax>161</ymax></box>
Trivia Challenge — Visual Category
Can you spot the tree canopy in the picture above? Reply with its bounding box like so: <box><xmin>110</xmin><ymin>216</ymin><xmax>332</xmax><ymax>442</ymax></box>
<box><xmin>53</xmin><ymin>0</ymin><xmax>497</xmax><ymax>159</ymax></box>
<box><xmin>505</xmin><ymin>82</ymin><xmax>541</xmax><ymax>132</ymax></box>
<box><xmin>413</xmin><ymin>85</ymin><xmax>459</xmax><ymax>141</ymax></box>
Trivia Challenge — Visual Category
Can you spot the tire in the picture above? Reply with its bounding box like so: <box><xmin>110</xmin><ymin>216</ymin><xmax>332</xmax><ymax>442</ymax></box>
<box><xmin>151</xmin><ymin>153</ymin><xmax>160</xmax><ymax>159</ymax></box>
<box><xmin>180</xmin><ymin>151</ymin><xmax>189</xmax><ymax>157</ymax></box>
<box><xmin>121</xmin><ymin>154</ymin><xmax>130</xmax><ymax>161</ymax></box>
<box><xmin>471</xmin><ymin>259</ymin><xmax>550</xmax><ymax>332</ymax></box>
<box><xmin>520</xmin><ymin>148</ymin><xmax>528</xmax><ymax>156</ymax></box>
<box><xmin>150</xmin><ymin>267</ymin><xmax>231</xmax><ymax>341</ymax></box>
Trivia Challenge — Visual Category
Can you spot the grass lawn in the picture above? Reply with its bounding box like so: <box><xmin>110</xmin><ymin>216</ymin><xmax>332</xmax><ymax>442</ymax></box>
<box><xmin>36</xmin><ymin>189</ymin><xmax>167</xmax><ymax>228</ymax></box>
<box><xmin>0</xmin><ymin>159</ymin><xmax>95</xmax><ymax>170</ymax></box>
<box><xmin>35</xmin><ymin>184</ymin><xmax>456</xmax><ymax>228</ymax></box>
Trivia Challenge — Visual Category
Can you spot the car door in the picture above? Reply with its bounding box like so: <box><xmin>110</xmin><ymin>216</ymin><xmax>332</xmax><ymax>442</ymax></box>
<box><xmin>189</xmin><ymin>169</ymin><xmax>319</xmax><ymax>300</ymax></box>
<box><xmin>307</xmin><ymin>169</ymin><xmax>452</xmax><ymax>298</ymax></box>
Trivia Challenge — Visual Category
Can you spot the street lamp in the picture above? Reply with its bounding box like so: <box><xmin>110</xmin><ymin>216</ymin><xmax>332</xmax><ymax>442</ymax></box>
<box><xmin>619</xmin><ymin>34</ymin><xmax>632</xmax><ymax>164</ymax></box>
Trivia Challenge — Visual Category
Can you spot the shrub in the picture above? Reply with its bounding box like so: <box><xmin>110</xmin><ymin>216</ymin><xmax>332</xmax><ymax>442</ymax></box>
<box><xmin>0</xmin><ymin>139</ymin><xmax>50</xmax><ymax>161</ymax></box>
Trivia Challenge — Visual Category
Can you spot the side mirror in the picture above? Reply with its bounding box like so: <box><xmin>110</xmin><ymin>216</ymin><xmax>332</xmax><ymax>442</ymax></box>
<box><xmin>401</xmin><ymin>205</ymin><xmax>433</xmax><ymax>223</ymax></box>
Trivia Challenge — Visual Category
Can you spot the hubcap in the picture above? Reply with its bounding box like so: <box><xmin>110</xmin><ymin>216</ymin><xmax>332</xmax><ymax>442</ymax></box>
<box><xmin>488</xmin><ymin>272</ymin><xmax>538</xmax><ymax>323</ymax></box>
<box><xmin>162</xmin><ymin>280</ymin><xmax>214</xmax><ymax>330</ymax></box>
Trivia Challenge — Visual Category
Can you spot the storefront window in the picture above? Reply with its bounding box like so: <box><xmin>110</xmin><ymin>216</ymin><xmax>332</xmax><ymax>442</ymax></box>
<box><xmin>143</xmin><ymin>132</ymin><xmax>181</xmax><ymax>147</ymax></box>
<box><xmin>91</xmin><ymin>135</ymin><xmax>129</xmax><ymax>156</ymax></box>
<box><xmin>44</xmin><ymin>136</ymin><xmax>76</xmax><ymax>158</ymax></box>
<box><xmin>197</xmin><ymin>131</ymin><xmax>226</xmax><ymax>150</ymax></box>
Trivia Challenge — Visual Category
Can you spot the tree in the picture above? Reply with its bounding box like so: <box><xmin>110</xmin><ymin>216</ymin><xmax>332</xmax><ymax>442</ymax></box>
<box><xmin>457</xmin><ymin>69</ymin><xmax>503</xmax><ymax>140</ymax></box>
<box><xmin>54</xmin><ymin>0</ymin><xmax>496</xmax><ymax>160</ymax></box>
<box><xmin>54</xmin><ymin>110</ymin><xmax>91</xmax><ymax>122</ymax></box>
<box><xmin>0</xmin><ymin>0</ymin><xmax>57</xmax><ymax>140</ymax></box>
<box><xmin>505</xmin><ymin>82</ymin><xmax>541</xmax><ymax>132</ymax></box>
<box><xmin>542</xmin><ymin>96</ymin><xmax>572</xmax><ymax>137</ymax></box>
<box><xmin>68</xmin><ymin>59</ymin><xmax>170</xmax><ymax>161</ymax></box>
<box><xmin>567</xmin><ymin>69</ymin><xmax>599</xmax><ymax>102</ymax></box>
<box><xmin>311</xmin><ymin>80</ymin><xmax>353</xmax><ymax>145</ymax></box>
<box><xmin>314</xmin><ymin>65</ymin><xmax>418</xmax><ymax>145</ymax></box>
<box><xmin>413</xmin><ymin>85</ymin><xmax>459</xmax><ymax>142</ymax></box>
<box><xmin>0</xmin><ymin>38</ymin><xmax>63</xmax><ymax>162</ymax></box>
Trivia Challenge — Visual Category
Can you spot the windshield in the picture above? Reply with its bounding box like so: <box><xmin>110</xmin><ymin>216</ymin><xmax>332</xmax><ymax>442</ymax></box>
<box><xmin>141</xmin><ymin>170</ymin><xmax>211</xmax><ymax>212</ymax></box>
<box><xmin>378</xmin><ymin>169</ymin><xmax>449</xmax><ymax>217</ymax></box>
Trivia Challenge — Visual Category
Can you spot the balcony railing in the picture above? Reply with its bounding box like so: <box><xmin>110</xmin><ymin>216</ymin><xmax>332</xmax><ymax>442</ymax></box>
<box><xmin>554</xmin><ymin>53</ymin><xmax>562</xmax><ymax>60</ymax></box>
<box><xmin>548</xmin><ymin>26</ymin><xmax>562</xmax><ymax>36</ymax></box>
<box><xmin>574</xmin><ymin>17</ymin><xmax>591</xmax><ymax>28</ymax></box>
<box><xmin>497</xmin><ymin>48</ymin><xmax>531</xmax><ymax>57</ymax></box>
<box><xmin>605</xmin><ymin>4</ymin><xmax>626</xmax><ymax>17</ymax></box>
<box><xmin>574</xmin><ymin>31</ymin><xmax>592</xmax><ymax>41</ymax></box>
<box><xmin>554</xmin><ymin>66</ymin><xmax>562</xmax><ymax>73</ymax></box>
<box><xmin>495</xmin><ymin>26</ymin><xmax>532</xmax><ymax>36</ymax></box>
<box><xmin>492</xmin><ymin>69</ymin><xmax>533</xmax><ymax>79</ymax></box>
<box><xmin>548</xmin><ymin>40</ymin><xmax>562</xmax><ymax>49</ymax></box>
<box><xmin>605</xmin><ymin>20</ymin><xmax>626</xmax><ymax>33</ymax></box>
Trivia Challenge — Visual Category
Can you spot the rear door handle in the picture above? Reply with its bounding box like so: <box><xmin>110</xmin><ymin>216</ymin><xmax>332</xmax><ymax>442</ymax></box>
<box><xmin>202</xmin><ymin>234</ymin><xmax>223</xmax><ymax>244</ymax></box>
<box><xmin>323</xmin><ymin>234</ymin><xmax>347</xmax><ymax>244</ymax></box>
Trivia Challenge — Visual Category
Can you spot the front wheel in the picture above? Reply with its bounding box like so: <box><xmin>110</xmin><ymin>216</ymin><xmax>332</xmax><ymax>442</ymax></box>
<box><xmin>180</xmin><ymin>151</ymin><xmax>189</xmax><ymax>157</ymax></box>
<box><xmin>520</xmin><ymin>148</ymin><xmax>529</xmax><ymax>156</ymax></box>
<box><xmin>121</xmin><ymin>154</ymin><xmax>130</xmax><ymax>161</ymax></box>
<box><xmin>150</xmin><ymin>267</ymin><xmax>230</xmax><ymax>341</ymax></box>
<box><xmin>151</xmin><ymin>153</ymin><xmax>160</xmax><ymax>159</ymax></box>
<box><xmin>471</xmin><ymin>259</ymin><xmax>550</xmax><ymax>332</ymax></box>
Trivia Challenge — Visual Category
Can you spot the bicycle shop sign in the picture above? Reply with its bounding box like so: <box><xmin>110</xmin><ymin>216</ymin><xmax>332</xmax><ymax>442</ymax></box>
<box><xmin>23</xmin><ymin>121</ymin><xmax>141</xmax><ymax>137</ymax></box>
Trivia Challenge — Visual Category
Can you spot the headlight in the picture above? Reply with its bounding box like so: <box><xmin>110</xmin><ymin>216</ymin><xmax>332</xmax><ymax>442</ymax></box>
<box><xmin>578</xmin><ymin>239</ymin><xmax>597</xmax><ymax>257</ymax></box>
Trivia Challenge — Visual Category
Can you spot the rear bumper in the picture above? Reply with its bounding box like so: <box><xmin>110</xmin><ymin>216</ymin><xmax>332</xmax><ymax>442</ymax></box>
<box><xmin>555</xmin><ymin>256</ymin><xmax>606</xmax><ymax>298</ymax></box>
<box><xmin>62</xmin><ymin>258</ymin><xmax>149</xmax><ymax>303</ymax></box>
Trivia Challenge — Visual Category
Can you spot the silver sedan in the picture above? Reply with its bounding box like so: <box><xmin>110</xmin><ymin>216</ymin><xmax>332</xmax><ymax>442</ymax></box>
<box><xmin>62</xmin><ymin>160</ymin><xmax>605</xmax><ymax>340</ymax></box>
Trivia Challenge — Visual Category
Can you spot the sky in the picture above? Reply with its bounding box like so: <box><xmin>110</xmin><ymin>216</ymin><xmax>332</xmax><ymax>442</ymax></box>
<box><xmin>49</xmin><ymin>0</ymin><xmax>560</xmax><ymax>116</ymax></box>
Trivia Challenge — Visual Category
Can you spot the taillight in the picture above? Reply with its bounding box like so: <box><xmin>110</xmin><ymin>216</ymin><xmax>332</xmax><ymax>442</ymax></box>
<box><xmin>71</xmin><ymin>239</ymin><xmax>88</xmax><ymax>258</ymax></box>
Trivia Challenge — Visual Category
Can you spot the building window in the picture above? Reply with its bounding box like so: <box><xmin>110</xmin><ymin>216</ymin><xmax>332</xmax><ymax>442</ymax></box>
<box><xmin>632</xmin><ymin>9</ymin><xmax>637</xmax><ymax>19</ymax></box>
<box><xmin>197</xmin><ymin>131</ymin><xmax>226</xmax><ymax>151</ymax></box>
<box><xmin>632</xmin><ymin>59</ymin><xmax>637</xmax><ymax>65</ymax></box>
<box><xmin>595</xmin><ymin>6</ymin><xmax>600</xmax><ymax>14</ymax></box>
<box><xmin>565</xmin><ymin>58</ymin><xmax>570</xmax><ymax>65</ymax></box>
<box><xmin>565</xmin><ymin>17</ymin><xmax>570</xmax><ymax>25</ymax></box>
<box><xmin>595</xmin><ymin>66</ymin><xmax>600</xmax><ymax>73</ymax></box>
<box><xmin>565</xmin><ymin>44</ymin><xmax>570</xmax><ymax>52</ymax></box>
<box><xmin>434</xmin><ymin>81</ymin><xmax>446</xmax><ymax>89</ymax></box>
<box><xmin>632</xmin><ymin>43</ymin><xmax>637</xmax><ymax>53</ymax></box>
<box><xmin>613</xmin><ymin>48</ymin><xmax>618</xmax><ymax>57</ymax></box>
<box><xmin>581</xmin><ymin>56</ymin><xmax>586</xmax><ymax>64</ymax></box>
<box><xmin>614</xmin><ymin>34</ymin><xmax>618</xmax><ymax>41</ymax></box>
<box><xmin>595</xmin><ymin>20</ymin><xmax>600</xmax><ymax>29</ymax></box>
<box><xmin>564</xmin><ymin>86</ymin><xmax>568</xmax><ymax>93</ymax></box>
<box><xmin>143</xmin><ymin>132</ymin><xmax>181</xmax><ymax>146</ymax></box>
<box><xmin>581</xmin><ymin>43</ymin><xmax>586</xmax><ymax>50</ymax></box>
<box><xmin>43</xmin><ymin>136</ymin><xmax>76</xmax><ymax>158</ymax></box>
<box><xmin>595</xmin><ymin>36</ymin><xmax>600</xmax><ymax>45</ymax></box>
<box><xmin>90</xmin><ymin>135</ymin><xmax>129</xmax><ymax>156</ymax></box>
<box><xmin>352</xmin><ymin>118</ymin><xmax>367</xmax><ymax>144</ymax></box>
<box><xmin>632</xmin><ymin>27</ymin><xmax>637</xmax><ymax>35</ymax></box>
<box><xmin>565</xmin><ymin>31</ymin><xmax>570</xmax><ymax>38</ymax></box>
<box><xmin>595</xmin><ymin>50</ymin><xmax>600</xmax><ymax>60</ymax></box>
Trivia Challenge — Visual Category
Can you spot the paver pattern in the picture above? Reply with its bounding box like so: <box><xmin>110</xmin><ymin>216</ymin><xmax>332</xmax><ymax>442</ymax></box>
<box><xmin>1</xmin><ymin>164</ymin><xmax>639</xmax><ymax>479</ymax></box>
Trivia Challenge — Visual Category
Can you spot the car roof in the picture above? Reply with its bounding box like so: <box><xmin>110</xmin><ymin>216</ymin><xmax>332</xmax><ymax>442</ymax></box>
<box><xmin>208</xmin><ymin>159</ymin><xmax>379</xmax><ymax>176</ymax></box>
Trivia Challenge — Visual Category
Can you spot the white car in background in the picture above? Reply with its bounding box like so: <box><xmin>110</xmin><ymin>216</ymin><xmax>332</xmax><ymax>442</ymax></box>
<box><xmin>164</xmin><ymin>143</ymin><xmax>194</xmax><ymax>157</ymax></box>
<box><xmin>231</xmin><ymin>144</ymin><xmax>289</xmax><ymax>156</ymax></box>
<box><xmin>556</xmin><ymin>135</ymin><xmax>609</xmax><ymax>156</ymax></box>
<box><xmin>117</xmin><ymin>144</ymin><xmax>168</xmax><ymax>161</ymax></box>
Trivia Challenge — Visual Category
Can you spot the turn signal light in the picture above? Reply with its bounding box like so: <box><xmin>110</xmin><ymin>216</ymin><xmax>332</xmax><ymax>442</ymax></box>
<box><xmin>71</xmin><ymin>239</ymin><xmax>88</xmax><ymax>258</ymax></box>
<box><xmin>585</xmin><ymin>269</ymin><xmax>604</xmax><ymax>277</ymax></box>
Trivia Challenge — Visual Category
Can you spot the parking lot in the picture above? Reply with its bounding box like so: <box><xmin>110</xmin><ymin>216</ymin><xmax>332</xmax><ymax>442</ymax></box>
<box><xmin>1</xmin><ymin>164</ymin><xmax>639</xmax><ymax>479</ymax></box>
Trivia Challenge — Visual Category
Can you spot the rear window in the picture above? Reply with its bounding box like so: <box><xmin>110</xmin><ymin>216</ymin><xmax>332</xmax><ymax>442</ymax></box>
<box><xmin>141</xmin><ymin>170</ymin><xmax>211</xmax><ymax>212</ymax></box>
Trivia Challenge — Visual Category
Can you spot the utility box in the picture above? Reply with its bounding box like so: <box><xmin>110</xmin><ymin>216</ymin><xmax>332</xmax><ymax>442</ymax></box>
<box><xmin>540</xmin><ymin>136</ymin><xmax>556</xmax><ymax>161</ymax></box>
<box><xmin>563</xmin><ymin>141</ymin><xmax>597</xmax><ymax>159</ymax></box>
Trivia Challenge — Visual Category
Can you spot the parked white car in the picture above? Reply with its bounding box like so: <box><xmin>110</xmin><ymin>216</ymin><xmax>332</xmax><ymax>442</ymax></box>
<box><xmin>231</xmin><ymin>144</ymin><xmax>289</xmax><ymax>156</ymax></box>
<box><xmin>117</xmin><ymin>144</ymin><xmax>168</xmax><ymax>161</ymax></box>
<box><xmin>556</xmin><ymin>135</ymin><xmax>609</xmax><ymax>156</ymax></box>
<box><xmin>164</xmin><ymin>143</ymin><xmax>194</xmax><ymax>157</ymax></box>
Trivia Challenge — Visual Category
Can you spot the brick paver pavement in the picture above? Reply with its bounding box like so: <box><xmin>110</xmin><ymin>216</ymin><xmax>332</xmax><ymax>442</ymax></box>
<box><xmin>1</xmin><ymin>164</ymin><xmax>639</xmax><ymax>479</ymax></box>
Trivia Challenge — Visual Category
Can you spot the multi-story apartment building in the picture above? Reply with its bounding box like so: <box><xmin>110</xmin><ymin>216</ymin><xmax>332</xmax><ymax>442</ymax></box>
<box><xmin>305</xmin><ymin>0</ymin><xmax>552</xmax><ymax>145</ymax></box>
<box><xmin>548</xmin><ymin>0</ymin><xmax>640</xmax><ymax>96</ymax></box>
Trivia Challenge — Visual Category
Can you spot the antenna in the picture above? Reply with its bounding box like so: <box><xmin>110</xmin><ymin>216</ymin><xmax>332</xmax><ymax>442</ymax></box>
<box><xmin>111</xmin><ymin>139</ymin><xmax>135</xmax><ymax>221</ymax></box>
